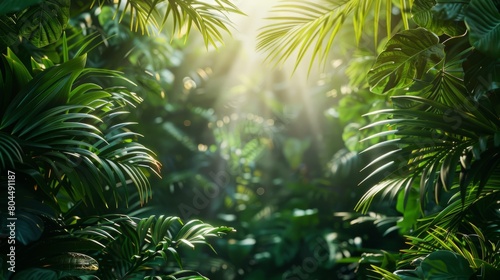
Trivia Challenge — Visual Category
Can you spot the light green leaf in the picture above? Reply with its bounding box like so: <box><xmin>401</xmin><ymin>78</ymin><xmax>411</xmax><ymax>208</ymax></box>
<box><xmin>14</xmin><ymin>211</ymin><xmax>44</xmax><ymax>245</ymax></box>
<box><xmin>257</xmin><ymin>0</ymin><xmax>414</xmax><ymax>71</ymax></box>
<box><xmin>368</xmin><ymin>28</ymin><xmax>445</xmax><ymax>94</ymax></box>
<box><xmin>396</xmin><ymin>188</ymin><xmax>420</xmax><ymax>234</ymax></box>
<box><xmin>283</xmin><ymin>137</ymin><xmax>311</xmax><ymax>169</ymax></box>
<box><xmin>465</xmin><ymin>0</ymin><xmax>500</xmax><ymax>58</ymax></box>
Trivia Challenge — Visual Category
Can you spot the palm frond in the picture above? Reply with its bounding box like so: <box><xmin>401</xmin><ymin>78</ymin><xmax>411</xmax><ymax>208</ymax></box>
<box><xmin>356</xmin><ymin>95</ymin><xmax>500</xmax><ymax>213</ymax></box>
<box><xmin>367</xmin><ymin>28</ymin><xmax>445</xmax><ymax>95</ymax></box>
<box><xmin>0</xmin><ymin>50</ymin><xmax>160</xmax><ymax>209</ymax></box>
<box><xmin>402</xmin><ymin>226</ymin><xmax>499</xmax><ymax>269</ymax></box>
<box><xmin>91</xmin><ymin>0</ymin><xmax>243</xmax><ymax>47</ymax></box>
<box><xmin>257</xmin><ymin>0</ymin><xmax>413</xmax><ymax>71</ymax></box>
<box><xmin>0</xmin><ymin>132</ymin><xmax>23</xmax><ymax>170</ymax></box>
<box><xmin>67</xmin><ymin>214</ymin><xmax>234</xmax><ymax>278</ymax></box>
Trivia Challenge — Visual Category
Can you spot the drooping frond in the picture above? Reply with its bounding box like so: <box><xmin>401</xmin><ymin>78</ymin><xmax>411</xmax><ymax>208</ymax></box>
<box><xmin>256</xmin><ymin>0</ymin><xmax>413</xmax><ymax>71</ymax></box>
<box><xmin>0</xmin><ymin>49</ymin><xmax>161</xmax><ymax>209</ymax></box>
<box><xmin>68</xmin><ymin>214</ymin><xmax>234</xmax><ymax>278</ymax></box>
<box><xmin>90</xmin><ymin>0</ymin><xmax>243</xmax><ymax>47</ymax></box>
<box><xmin>355</xmin><ymin>94</ymin><xmax>500</xmax><ymax>213</ymax></box>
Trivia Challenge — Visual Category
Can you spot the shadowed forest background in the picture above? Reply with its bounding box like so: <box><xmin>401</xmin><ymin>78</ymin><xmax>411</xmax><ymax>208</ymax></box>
<box><xmin>0</xmin><ymin>0</ymin><xmax>499</xmax><ymax>279</ymax></box>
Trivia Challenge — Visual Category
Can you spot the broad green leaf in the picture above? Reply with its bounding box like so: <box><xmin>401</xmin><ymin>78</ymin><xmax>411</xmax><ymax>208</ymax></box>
<box><xmin>433</xmin><ymin>1</ymin><xmax>469</xmax><ymax>21</ymax></box>
<box><xmin>15</xmin><ymin>211</ymin><xmax>44</xmax><ymax>245</ymax></box>
<box><xmin>368</xmin><ymin>28</ymin><xmax>445</xmax><ymax>94</ymax></box>
<box><xmin>18</xmin><ymin>0</ymin><xmax>70</xmax><ymax>48</ymax></box>
<box><xmin>463</xmin><ymin>50</ymin><xmax>500</xmax><ymax>95</ymax></box>
<box><xmin>420</xmin><ymin>250</ymin><xmax>475</xmax><ymax>279</ymax></box>
<box><xmin>396</xmin><ymin>188</ymin><xmax>420</xmax><ymax>234</ymax></box>
<box><xmin>1</xmin><ymin>55</ymin><xmax>86</xmax><ymax>130</ymax></box>
<box><xmin>412</xmin><ymin>0</ymin><xmax>466</xmax><ymax>36</ymax></box>
<box><xmin>465</xmin><ymin>0</ymin><xmax>500</xmax><ymax>58</ymax></box>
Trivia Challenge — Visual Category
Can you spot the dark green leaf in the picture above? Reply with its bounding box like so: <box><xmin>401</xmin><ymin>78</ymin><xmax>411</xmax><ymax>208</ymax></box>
<box><xmin>18</xmin><ymin>0</ymin><xmax>70</xmax><ymax>48</ymax></box>
<box><xmin>15</xmin><ymin>211</ymin><xmax>44</xmax><ymax>245</ymax></box>
<box><xmin>368</xmin><ymin>28</ymin><xmax>445</xmax><ymax>94</ymax></box>
<box><xmin>465</xmin><ymin>0</ymin><xmax>500</xmax><ymax>58</ymax></box>
<box><xmin>412</xmin><ymin>0</ymin><xmax>466</xmax><ymax>36</ymax></box>
<box><xmin>420</xmin><ymin>250</ymin><xmax>475</xmax><ymax>279</ymax></box>
<box><xmin>396</xmin><ymin>188</ymin><xmax>420</xmax><ymax>233</ymax></box>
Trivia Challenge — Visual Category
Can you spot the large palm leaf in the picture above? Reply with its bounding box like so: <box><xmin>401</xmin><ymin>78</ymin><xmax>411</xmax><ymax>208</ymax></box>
<box><xmin>13</xmin><ymin>214</ymin><xmax>233</xmax><ymax>278</ymax></box>
<box><xmin>91</xmin><ymin>0</ymin><xmax>243</xmax><ymax>47</ymax></box>
<box><xmin>355</xmin><ymin>94</ymin><xmax>500</xmax><ymax>213</ymax></box>
<box><xmin>357</xmin><ymin>22</ymin><xmax>500</xmax><ymax>213</ymax></box>
<box><xmin>0</xmin><ymin>0</ymin><xmax>242</xmax><ymax>50</ymax></box>
<box><xmin>256</xmin><ymin>0</ymin><xmax>413</xmax><ymax>70</ymax></box>
<box><xmin>74</xmin><ymin>215</ymin><xmax>233</xmax><ymax>279</ymax></box>
<box><xmin>0</xmin><ymin>49</ymin><xmax>160</xmax><ymax>209</ymax></box>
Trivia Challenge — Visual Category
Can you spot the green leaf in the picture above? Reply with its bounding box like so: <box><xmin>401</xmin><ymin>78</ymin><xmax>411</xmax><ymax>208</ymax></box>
<box><xmin>0</xmin><ymin>132</ymin><xmax>23</xmax><ymax>169</ymax></box>
<box><xmin>420</xmin><ymin>250</ymin><xmax>475</xmax><ymax>279</ymax></box>
<box><xmin>18</xmin><ymin>0</ymin><xmax>70</xmax><ymax>48</ymax></box>
<box><xmin>433</xmin><ymin>1</ymin><xmax>469</xmax><ymax>21</ymax></box>
<box><xmin>15</xmin><ymin>211</ymin><xmax>44</xmax><ymax>245</ymax></box>
<box><xmin>412</xmin><ymin>0</ymin><xmax>466</xmax><ymax>36</ymax></box>
<box><xmin>1</xmin><ymin>54</ymin><xmax>86</xmax><ymax>130</ymax></box>
<box><xmin>463</xmin><ymin>50</ymin><xmax>500</xmax><ymax>95</ymax></box>
<box><xmin>396</xmin><ymin>188</ymin><xmax>420</xmax><ymax>233</ymax></box>
<box><xmin>465</xmin><ymin>0</ymin><xmax>500</xmax><ymax>58</ymax></box>
<box><xmin>368</xmin><ymin>28</ymin><xmax>445</xmax><ymax>94</ymax></box>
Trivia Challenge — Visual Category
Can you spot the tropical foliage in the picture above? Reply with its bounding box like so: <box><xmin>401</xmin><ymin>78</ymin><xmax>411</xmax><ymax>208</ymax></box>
<box><xmin>0</xmin><ymin>0</ymin><xmax>240</xmax><ymax>279</ymax></box>
<box><xmin>258</xmin><ymin>0</ymin><xmax>500</xmax><ymax>279</ymax></box>
<box><xmin>2</xmin><ymin>0</ymin><xmax>500</xmax><ymax>279</ymax></box>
